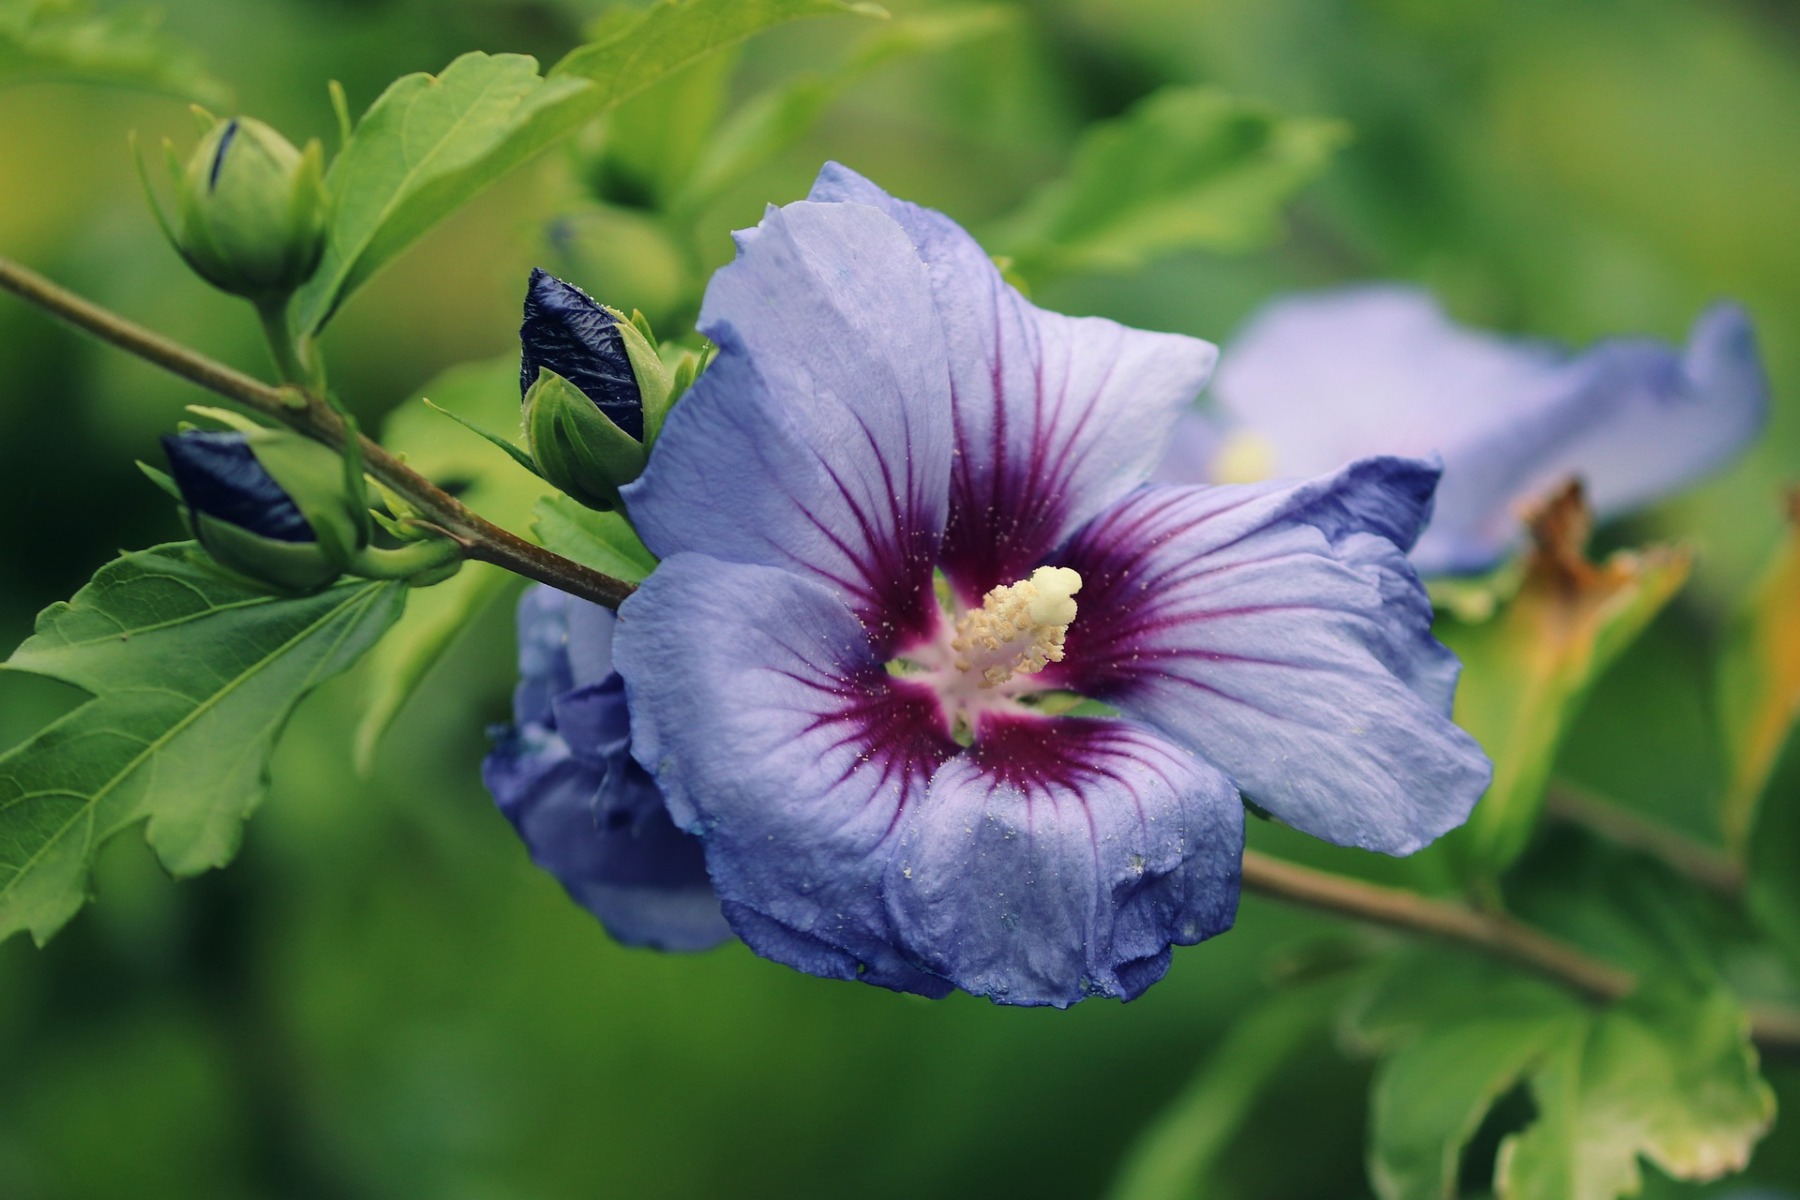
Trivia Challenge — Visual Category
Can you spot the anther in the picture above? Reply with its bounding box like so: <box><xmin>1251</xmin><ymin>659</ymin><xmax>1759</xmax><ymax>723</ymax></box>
<box><xmin>950</xmin><ymin>566</ymin><xmax>1083</xmax><ymax>689</ymax></box>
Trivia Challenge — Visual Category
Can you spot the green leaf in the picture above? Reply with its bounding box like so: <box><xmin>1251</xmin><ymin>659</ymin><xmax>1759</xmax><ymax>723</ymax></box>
<box><xmin>1495</xmin><ymin>984</ymin><xmax>1775</xmax><ymax>1200</ymax></box>
<box><xmin>1349</xmin><ymin>955</ymin><xmax>1772</xmax><ymax>1200</ymax></box>
<box><xmin>351</xmin><ymin>563</ymin><xmax>513</xmax><ymax>776</ymax></box>
<box><xmin>0</xmin><ymin>0</ymin><xmax>228</xmax><ymax>103</ymax></box>
<box><xmin>352</xmin><ymin>356</ymin><xmax>544</xmax><ymax>771</ymax></box>
<box><xmin>0</xmin><ymin>544</ymin><xmax>405</xmax><ymax>945</ymax></box>
<box><xmin>1370</xmin><ymin>1015</ymin><xmax>1569</xmax><ymax>1200</ymax></box>
<box><xmin>551</xmin><ymin>0</ymin><xmax>886</xmax><ymax>97</ymax></box>
<box><xmin>1715</xmin><ymin>492</ymin><xmax>1800</xmax><ymax>856</ymax></box>
<box><xmin>292</xmin><ymin>1</ymin><xmax>884</xmax><ymax>334</ymax></box>
<box><xmin>557</xmin><ymin>0</ymin><xmax>892</xmax><ymax>212</ymax></box>
<box><xmin>1341</xmin><ymin>952</ymin><xmax>1578</xmax><ymax>1058</ymax></box>
<box><xmin>1497</xmin><ymin>1020</ymin><xmax>1623</xmax><ymax>1200</ymax></box>
<box><xmin>532</xmin><ymin>493</ymin><xmax>657</xmax><ymax>585</ymax></box>
<box><xmin>672</xmin><ymin>6</ymin><xmax>1015</xmax><ymax>215</ymax></box>
<box><xmin>1105</xmin><ymin>982</ymin><xmax>1335</xmax><ymax>1200</ymax></box>
<box><xmin>420</xmin><ymin>397</ymin><xmax>541</xmax><ymax>479</ymax></box>
<box><xmin>987</xmin><ymin>85</ymin><xmax>1346</xmax><ymax>283</ymax></box>
<box><xmin>1441</xmin><ymin>486</ymin><xmax>1691</xmax><ymax>880</ymax></box>
<box><xmin>291</xmin><ymin>52</ymin><xmax>594</xmax><ymax>335</ymax></box>
<box><xmin>583</xmin><ymin>39</ymin><xmax>740</xmax><ymax>211</ymax></box>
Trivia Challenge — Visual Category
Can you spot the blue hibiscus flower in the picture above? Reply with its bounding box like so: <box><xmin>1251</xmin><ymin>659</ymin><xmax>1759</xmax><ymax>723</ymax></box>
<box><xmin>587</xmin><ymin>165</ymin><xmax>1491</xmax><ymax>1007</ymax></box>
<box><xmin>1154</xmin><ymin>285</ymin><xmax>1769</xmax><ymax>576</ymax></box>
<box><xmin>485</xmin><ymin>585</ymin><xmax>731</xmax><ymax>951</ymax></box>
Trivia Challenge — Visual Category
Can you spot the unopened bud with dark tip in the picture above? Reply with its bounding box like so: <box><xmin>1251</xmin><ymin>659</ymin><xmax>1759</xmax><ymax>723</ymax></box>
<box><xmin>519</xmin><ymin>269</ymin><xmax>680</xmax><ymax>509</ymax></box>
<box><xmin>172</xmin><ymin>114</ymin><xmax>326</xmax><ymax>302</ymax></box>
<box><xmin>163</xmin><ymin>429</ymin><xmax>363</xmax><ymax>591</ymax></box>
<box><xmin>164</xmin><ymin>429</ymin><xmax>314</xmax><ymax>542</ymax></box>
<box><xmin>162</xmin><ymin>429</ymin><xmax>461</xmax><ymax>592</ymax></box>
<box><xmin>521</xmin><ymin>268</ymin><xmax>650</xmax><ymax>439</ymax></box>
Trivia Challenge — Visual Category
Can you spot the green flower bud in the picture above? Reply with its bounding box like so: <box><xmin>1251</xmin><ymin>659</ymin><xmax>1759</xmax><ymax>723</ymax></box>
<box><xmin>519</xmin><ymin>270</ymin><xmax>688</xmax><ymax>511</ymax></box>
<box><xmin>160</xmin><ymin>426</ymin><xmax>461</xmax><ymax>595</ymax></box>
<box><xmin>173</xmin><ymin>115</ymin><xmax>327</xmax><ymax>302</ymax></box>
<box><xmin>522</xmin><ymin>367</ymin><xmax>648</xmax><ymax>513</ymax></box>
<box><xmin>162</xmin><ymin>428</ymin><xmax>368</xmax><ymax>592</ymax></box>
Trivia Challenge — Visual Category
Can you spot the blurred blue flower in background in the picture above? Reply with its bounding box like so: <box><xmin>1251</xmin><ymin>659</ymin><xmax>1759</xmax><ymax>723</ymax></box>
<box><xmin>1155</xmin><ymin>286</ymin><xmax>1769</xmax><ymax>575</ymax></box>
<box><xmin>484</xmin><ymin>586</ymin><xmax>731</xmax><ymax>951</ymax></box>
<box><xmin>584</xmin><ymin>166</ymin><xmax>1492</xmax><ymax>1007</ymax></box>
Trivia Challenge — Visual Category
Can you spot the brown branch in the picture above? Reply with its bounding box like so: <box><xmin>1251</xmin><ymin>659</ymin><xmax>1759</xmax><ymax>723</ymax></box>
<box><xmin>0</xmin><ymin>254</ymin><xmax>635</xmax><ymax>609</ymax></box>
<box><xmin>1546</xmin><ymin>780</ymin><xmax>1745</xmax><ymax>899</ymax></box>
<box><xmin>1748</xmin><ymin>1003</ymin><xmax>1800</xmax><ymax>1054</ymax></box>
<box><xmin>1241</xmin><ymin>850</ymin><xmax>1634</xmax><ymax>1002</ymax></box>
<box><xmin>1239</xmin><ymin>850</ymin><xmax>1800</xmax><ymax>1054</ymax></box>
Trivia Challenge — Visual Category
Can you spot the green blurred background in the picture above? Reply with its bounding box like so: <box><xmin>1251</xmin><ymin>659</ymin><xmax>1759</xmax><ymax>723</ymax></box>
<box><xmin>2</xmin><ymin>0</ymin><xmax>1798</xmax><ymax>1196</ymax></box>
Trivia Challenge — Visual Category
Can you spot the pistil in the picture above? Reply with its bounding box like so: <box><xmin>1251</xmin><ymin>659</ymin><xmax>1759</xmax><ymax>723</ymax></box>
<box><xmin>951</xmin><ymin>566</ymin><xmax>1083</xmax><ymax>688</ymax></box>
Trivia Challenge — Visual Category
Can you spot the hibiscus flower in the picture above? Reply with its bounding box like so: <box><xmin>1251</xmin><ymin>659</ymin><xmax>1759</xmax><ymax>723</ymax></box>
<box><xmin>1155</xmin><ymin>286</ymin><xmax>1767</xmax><ymax>575</ymax></box>
<box><xmin>492</xmin><ymin>166</ymin><xmax>1490</xmax><ymax>1006</ymax></box>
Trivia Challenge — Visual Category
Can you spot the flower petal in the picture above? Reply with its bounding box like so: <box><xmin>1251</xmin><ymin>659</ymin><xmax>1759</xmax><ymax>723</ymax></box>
<box><xmin>484</xmin><ymin>587</ymin><xmax>730</xmax><ymax>951</ymax></box>
<box><xmin>623</xmin><ymin>199</ymin><xmax>954</xmax><ymax>650</ymax></box>
<box><xmin>484</xmin><ymin>714</ymin><xmax>729</xmax><ymax>951</ymax></box>
<box><xmin>1206</xmin><ymin>286</ymin><xmax>1555</xmax><ymax>478</ymax></box>
<box><xmin>1473</xmin><ymin>302</ymin><xmax>1768</xmax><ymax>533</ymax></box>
<box><xmin>510</xmin><ymin>584</ymin><xmax>576</xmax><ymax>727</ymax></box>
<box><xmin>1203</xmin><ymin>286</ymin><xmax>1768</xmax><ymax>574</ymax></box>
<box><xmin>886</xmin><ymin>714</ymin><xmax>1242</xmax><ymax>1007</ymax></box>
<box><xmin>615</xmin><ymin>553</ymin><xmax>958</xmax><ymax>996</ymax></box>
<box><xmin>1053</xmin><ymin>460</ymin><xmax>1491</xmax><ymax>854</ymax></box>
<box><xmin>809</xmin><ymin>163</ymin><xmax>1219</xmax><ymax>598</ymax></box>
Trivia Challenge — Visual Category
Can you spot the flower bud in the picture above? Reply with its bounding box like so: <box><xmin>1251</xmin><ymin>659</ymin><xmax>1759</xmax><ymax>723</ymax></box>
<box><xmin>174</xmin><ymin>115</ymin><xmax>327</xmax><ymax>302</ymax></box>
<box><xmin>522</xmin><ymin>368</ymin><xmax>647</xmax><ymax>513</ymax></box>
<box><xmin>522</xmin><ymin>269</ymin><xmax>646</xmax><ymax>437</ymax></box>
<box><xmin>162</xmin><ymin>429</ymin><xmax>368</xmax><ymax>591</ymax></box>
<box><xmin>520</xmin><ymin>269</ymin><xmax>677</xmax><ymax>509</ymax></box>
